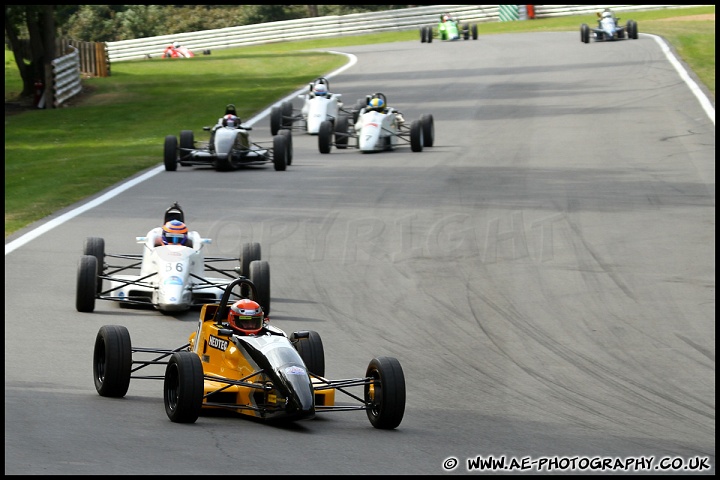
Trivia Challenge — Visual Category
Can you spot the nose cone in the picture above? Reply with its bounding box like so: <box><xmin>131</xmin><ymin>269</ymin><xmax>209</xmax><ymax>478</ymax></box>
<box><xmin>279</xmin><ymin>364</ymin><xmax>315</xmax><ymax>420</ymax></box>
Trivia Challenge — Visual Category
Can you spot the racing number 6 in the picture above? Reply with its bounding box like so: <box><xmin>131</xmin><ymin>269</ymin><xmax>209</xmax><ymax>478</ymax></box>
<box><xmin>165</xmin><ymin>262</ymin><xmax>184</xmax><ymax>272</ymax></box>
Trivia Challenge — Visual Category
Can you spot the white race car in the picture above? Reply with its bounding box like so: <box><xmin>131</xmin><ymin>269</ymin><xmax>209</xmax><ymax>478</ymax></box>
<box><xmin>75</xmin><ymin>203</ymin><xmax>271</xmax><ymax>315</ymax></box>
<box><xmin>270</xmin><ymin>77</ymin><xmax>353</xmax><ymax>136</ymax></box>
<box><xmin>164</xmin><ymin>107</ymin><xmax>291</xmax><ymax>172</ymax></box>
<box><xmin>318</xmin><ymin>92</ymin><xmax>435</xmax><ymax>154</ymax></box>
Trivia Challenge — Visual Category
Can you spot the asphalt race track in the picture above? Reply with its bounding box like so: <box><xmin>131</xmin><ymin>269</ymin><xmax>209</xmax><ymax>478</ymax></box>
<box><xmin>5</xmin><ymin>32</ymin><xmax>715</xmax><ymax>475</ymax></box>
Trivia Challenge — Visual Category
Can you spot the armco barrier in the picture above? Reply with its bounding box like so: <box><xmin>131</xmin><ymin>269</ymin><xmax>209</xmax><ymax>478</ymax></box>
<box><xmin>104</xmin><ymin>5</ymin><xmax>691</xmax><ymax>63</ymax></box>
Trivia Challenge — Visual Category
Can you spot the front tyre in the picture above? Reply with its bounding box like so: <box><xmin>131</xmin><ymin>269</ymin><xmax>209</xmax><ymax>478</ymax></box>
<box><xmin>365</xmin><ymin>356</ymin><xmax>406</xmax><ymax>429</ymax></box>
<box><xmin>250</xmin><ymin>260</ymin><xmax>271</xmax><ymax>315</ymax></box>
<box><xmin>164</xmin><ymin>352</ymin><xmax>204</xmax><ymax>423</ymax></box>
<box><xmin>291</xmin><ymin>330</ymin><xmax>325</xmax><ymax>377</ymax></box>
<box><xmin>335</xmin><ymin>115</ymin><xmax>349</xmax><ymax>149</ymax></box>
<box><xmin>580</xmin><ymin>24</ymin><xmax>590</xmax><ymax>44</ymax></box>
<box><xmin>164</xmin><ymin>135</ymin><xmax>178</xmax><ymax>171</ymax></box>
<box><xmin>420</xmin><ymin>114</ymin><xmax>434</xmax><ymax>147</ymax></box>
<box><xmin>77</xmin><ymin>255</ymin><xmax>98</xmax><ymax>312</ymax></box>
<box><xmin>93</xmin><ymin>325</ymin><xmax>132</xmax><ymax>398</ymax></box>
<box><xmin>410</xmin><ymin>120</ymin><xmax>423</xmax><ymax>152</ymax></box>
<box><xmin>318</xmin><ymin>120</ymin><xmax>333</xmax><ymax>154</ymax></box>
<box><xmin>179</xmin><ymin>130</ymin><xmax>194</xmax><ymax>153</ymax></box>
<box><xmin>272</xmin><ymin>134</ymin><xmax>287</xmax><ymax>171</ymax></box>
<box><xmin>280</xmin><ymin>129</ymin><xmax>293</xmax><ymax>165</ymax></box>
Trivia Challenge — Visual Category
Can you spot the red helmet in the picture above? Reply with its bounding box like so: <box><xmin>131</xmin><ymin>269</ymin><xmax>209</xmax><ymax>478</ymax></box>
<box><xmin>161</xmin><ymin>220</ymin><xmax>188</xmax><ymax>245</ymax></box>
<box><xmin>228</xmin><ymin>299</ymin><xmax>264</xmax><ymax>335</ymax></box>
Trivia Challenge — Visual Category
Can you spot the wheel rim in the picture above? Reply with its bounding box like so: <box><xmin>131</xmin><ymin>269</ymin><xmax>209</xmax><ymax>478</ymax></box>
<box><xmin>165</xmin><ymin>364</ymin><xmax>179</xmax><ymax>413</ymax></box>
<box><xmin>94</xmin><ymin>342</ymin><xmax>106</xmax><ymax>385</ymax></box>
<box><xmin>366</xmin><ymin>369</ymin><xmax>382</xmax><ymax>417</ymax></box>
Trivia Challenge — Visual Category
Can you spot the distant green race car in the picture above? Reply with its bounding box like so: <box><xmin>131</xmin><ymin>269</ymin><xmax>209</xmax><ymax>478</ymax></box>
<box><xmin>420</xmin><ymin>13</ymin><xmax>478</xmax><ymax>43</ymax></box>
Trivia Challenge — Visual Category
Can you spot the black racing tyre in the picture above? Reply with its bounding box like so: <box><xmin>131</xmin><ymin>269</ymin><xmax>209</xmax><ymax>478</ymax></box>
<box><xmin>93</xmin><ymin>325</ymin><xmax>132</xmax><ymax>397</ymax></box>
<box><xmin>410</xmin><ymin>120</ymin><xmax>423</xmax><ymax>152</ymax></box>
<box><xmin>281</xmin><ymin>101</ymin><xmax>293</xmax><ymax>127</ymax></box>
<box><xmin>580</xmin><ymin>23</ymin><xmax>590</xmax><ymax>44</ymax></box>
<box><xmin>77</xmin><ymin>255</ymin><xmax>98</xmax><ymax>312</ymax></box>
<box><xmin>318</xmin><ymin>120</ymin><xmax>333</xmax><ymax>154</ymax></box>
<box><xmin>427</xmin><ymin>28</ymin><xmax>433</xmax><ymax>43</ymax></box>
<box><xmin>280</xmin><ymin>129</ymin><xmax>293</xmax><ymax>165</ymax></box>
<box><xmin>272</xmin><ymin>134</ymin><xmax>287</xmax><ymax>171</ymax></box>
<box><xmin>629</xmin><ymin>20</ymin><xmax>638</xmax><ymax>39</ymax></box>
<box><xmin>420</xmin><ymin>27</ymin><xmax>426</xmax><ymax>43</ymax></box>
<box><xmin>472</xmin><ymin>24</ymin><xmax>478</xmax><ymax>40</ymax></box>
<box><xmin>164</xmin><ymin>352</ymin><xmax>204</xmax><ymax>423</ymax></box>
<box><xmin>239</xmin><ymin>242</ymin><xmax>261</xmax><ymax>303</ymax></box>
<box><xmin>420</xmin><ymin>114</ymin><xmax>434</xmax><ymax>147</ymax></box>
<box><xmin>291</xmin><ymin>330</ymin><xmax>325</xmax><ymax>377</ymax></box>
<box><xmin>335</xmin><ymin>115</ymin><xmax>349</xmax><ymax>149</ymax></box>
<box><xmin>164</xmin><ymin>135</ymin><xmax>178</xmax><ymax>171</ymax></box>
<box><xmin>83</xmin><ymin>236</ymin><xmax>105</xmax><ymax>294</ymax></box>
<box><xmin>240</xmin><ymin>242</ymin><xmax>262</xmax><ymax>277</ymax></box>
<box><xmin>179</xmin><ymin>130</ymin><xmax>194</xmax><ymax>154</ymax></box>
<box><xmin>270</xmin><ymin>106</ymin><xmax>282</xmax><ymax>135</ymax></box>
<box><xmin>365</xmin><ymin>356</ymin><xmax>406</xmax><ymax>429</ymax></box>
<box><xmin>249</xmin><ymin>260</ymin><xmax>271</xmax><ymax>315</ymax></box>
<box><xmin>463</xmin><ymin>24</ymin><xmax>470</xmax><ymax>40</ymax></box>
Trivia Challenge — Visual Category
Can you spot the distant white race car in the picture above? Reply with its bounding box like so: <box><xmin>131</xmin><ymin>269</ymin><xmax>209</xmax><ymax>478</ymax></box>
<box><xmin>580</xmin><ymin>11</ymin><xmax>638</xmax><ymax>43</ymax></box>
<box><xmin>270</xmin><ymin>77</ymin><xmax>354</xmax><ymax>136</ymax></box>
<box><xmin>75</xmin><ymin>203</ymin><xmax>271</xmax><ymax>315</ymax></box>
<box><xmin>318</xmin><ymin>92</ymin><xmax>435</xmax><ymax>154</ymax></box>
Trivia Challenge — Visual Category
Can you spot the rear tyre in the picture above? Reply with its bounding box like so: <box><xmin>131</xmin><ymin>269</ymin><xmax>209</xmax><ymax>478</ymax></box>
<box><xmin>471</xmin><ymin>24</ymin><xmax>478</xmax><ymax>40</ymax></box>
<box><xmin>291</xmin><ymin>330</ymin><xmax>325</xmax><ymax>377</ymax></box>
<box><xmin>335</xmin><ymin>115</ymin><xmax>349</xmax><ymax>149</ymax></box>
<box><xmin>77</xmin><ymin>255</ymin><xmax>98</xmax><ymax>312</ymax></box>
<box><xmin>164</xmin><ymin>352</ymin><xmax>204</xmax><ymax>423</ymax></box>
<box><xmin>93</xmin><ymin>325</ymin><xmax>132</xmax><ymax>398</ymax></box>
<box><xmin>270</xmin><ymin>106</ymin><xmax>282</xmax><ymax>135</ymax></box>
<box><xmin>410</xmin><ymin>120</ymin><xmax>423</xmax><ymax>152</ymax></box>
<box><xmin>164</xmin><ymin>135</ymin><xmax>178</xmax><ymax>171</ymax></box>
<box><xmin>318</xmin><ymin>120</ymin><xmax>333</xmax><ymax>154</ymax></box>
<box><xmin>272</xmin><ymin>134</ymin><xmax>287</xmax><ymax>171</ymax></box>
<box><xmin>420</xmin><ymin>114</ymin><xmax>434</xmax><ymax>147</ymax></box>
<box><xmin>365</xmin><ymin>356</ymin><xmax>406</xmax><ymax>429</ymax></box>
<box><xmin>250</xmin><ymin>260</ymin><xmax>271</xmax><ymax>315</ymax></box>
<box><xmin>420</xmin><ymin>27</ymin><xmax>426</xmax><ymax>43</ymax></box>
<box><xmin>280</xmin><ymin>129</ymin><xmax>293</xmax><ymax>165</ymax></box>
<box><xmin>83</xmin><ymin>236</ymin><xmax>105</xmax><ymax>293</ymax></box>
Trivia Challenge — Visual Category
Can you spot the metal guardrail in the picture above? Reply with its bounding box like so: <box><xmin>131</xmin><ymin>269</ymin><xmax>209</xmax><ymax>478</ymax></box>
<box><xmin>49</xmin><ymin>46</ymin><xmax>82</xmax><ymax>108</ymax></box>
<box><xmin>105</xmin><ymin>5</ymin><xmax>690</xmax><ymax>63</ymax></box>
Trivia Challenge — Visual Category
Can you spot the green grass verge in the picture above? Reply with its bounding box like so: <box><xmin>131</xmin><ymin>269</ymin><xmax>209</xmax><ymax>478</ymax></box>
<box><xmin>4</xmin><ymin>6</ymin><xmax>715</xmax><ymax>238</ymax></box>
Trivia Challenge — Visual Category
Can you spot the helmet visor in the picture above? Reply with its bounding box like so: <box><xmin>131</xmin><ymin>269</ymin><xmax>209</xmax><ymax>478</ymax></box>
<box><xmin>164</xmin><ymin>233</ymin><xmax>185</xmax><ymax>244</ymax></box>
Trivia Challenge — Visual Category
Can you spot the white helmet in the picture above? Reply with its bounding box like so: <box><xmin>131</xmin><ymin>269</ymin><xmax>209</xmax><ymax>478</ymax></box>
<box><xmin>314</xmin><ymin>83</ymin><xmax>328</xmax><ymax>96</ymax></box>
<box><xmin>601</xmin><ymin>11</ymin><xmax>612</xmax><ymax>18</ymax></box>
<box><xmin>173</xmin><ymin>41</ymin><xmax>180</xmax><ymax>48</ymax></box>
